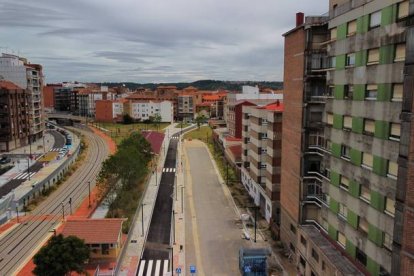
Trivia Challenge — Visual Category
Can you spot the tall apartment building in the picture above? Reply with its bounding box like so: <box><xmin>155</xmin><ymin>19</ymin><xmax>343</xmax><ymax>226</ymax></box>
<box><xmin>0</xmin><ymin>54</ymin><xmax>44</xmax><ymax>142</ymax></box>
<box><xmin>241</xmin><ymin>102</ymin><xmax>283</xmax><ymax>235</ymax></box>
<box><xmin>280</xmin><ymin>13</ymin><xmax>363</xmax><ymax>276</ymax></box>
<box><xmin>0</xmin><ymin>81</ymin><xmax>30</xmax><ymax>152</ymax></box>
<box><xmin>177</xmin><ymin>93</ymin><xmax>195</xmax><ymax>121</ymax></box>
<box><xmin>280</xmin><ymin>1</ymin><xmax>413</xmax><ymax>275</ymax></box>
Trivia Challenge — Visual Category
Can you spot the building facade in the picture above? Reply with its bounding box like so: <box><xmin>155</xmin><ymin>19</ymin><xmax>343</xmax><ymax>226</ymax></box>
<box><xmin>0</xmin><ymin>81</ymin><xmax>30</xmax><ymax>152</ymax></box>
<box><xmin>241</xmin><ymin>102</ymin><xmax>283</xmax><ymax>235</ymax></box>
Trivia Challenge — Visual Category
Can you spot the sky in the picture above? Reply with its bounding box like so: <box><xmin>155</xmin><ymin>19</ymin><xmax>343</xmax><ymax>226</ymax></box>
<box><xmin>0</xmin><ymin>0</ymin><xmax>328</xmax><ymax>83</ymax></box>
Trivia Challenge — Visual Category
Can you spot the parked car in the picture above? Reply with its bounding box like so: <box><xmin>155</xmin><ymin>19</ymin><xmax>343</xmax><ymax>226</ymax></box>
<box><xmin>0</xmin><ymin>156</ymin><xmax>11</xmax><ymax>164</ymax></box>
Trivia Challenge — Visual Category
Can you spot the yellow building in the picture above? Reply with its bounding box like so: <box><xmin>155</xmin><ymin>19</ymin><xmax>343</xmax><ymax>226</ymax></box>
<box><xmin>62</xmin><ymin>218</ymin><xmax>125</xmax><ymax>259</ymax></box>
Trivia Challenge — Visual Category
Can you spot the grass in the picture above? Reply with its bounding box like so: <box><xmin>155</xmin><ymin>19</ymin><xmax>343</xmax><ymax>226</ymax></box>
<box><xmin>183</xmin><ymin>126</ymin><xmax>212</xmax><ymax>141</ymax></box>
<box><xmin>97</xmin><ymin>122</ymin><xmax>170</xmax><ymax>145</ymax></box>
<box><xmin>176</xmin><ymin>122</ymin><xmax>190</xmax><ymax>129</ymax></box>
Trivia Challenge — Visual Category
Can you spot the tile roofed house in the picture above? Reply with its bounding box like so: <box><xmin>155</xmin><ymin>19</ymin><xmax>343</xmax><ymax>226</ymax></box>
<box><xmin>0</xmin><ymin>80</ymin><xmax>22</xmax><ymax>90</ymax></box>
<box><xmin>61</xmin><ymin>218</ymin><xmax>125</xmax><ymax>259</ymax></box>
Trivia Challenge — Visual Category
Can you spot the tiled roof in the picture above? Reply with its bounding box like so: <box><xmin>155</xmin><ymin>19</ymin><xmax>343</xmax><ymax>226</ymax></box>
<box><xmin>228</xmin><ymin>144</ymin><xmax>242</xmax><ymax>158</ymax></box>
<box><xmin>203</xmin><ymin>95</ymin><xmax>220</xmax><ymax>101</ymax></box>
<box><xmin>0</xmin><ymin>80</ymin><xmax>22</xmax><ymax>90</ymax></box>
<box><xmin>62</xmin><ymin>219</ymin><xmax>124</xmax><ymax>244</ymax></box>
<box><xmin>141</xmin><ymin>131</ymin><xmax>165</xmax><ymax>154</ymax></box>
<box><xmin>259</xmin><ymin>101</ymin><xmax>284</xmax><ymax>112</ymax></box>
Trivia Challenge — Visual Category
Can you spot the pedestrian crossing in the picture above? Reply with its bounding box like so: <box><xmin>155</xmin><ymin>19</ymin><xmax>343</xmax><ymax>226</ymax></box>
<box><xmin>13</xmin><ymin>171</ymin><xmax>36</xmax><ymax>180</ymax></box>
<box><xmin>137</xmin><ymin>259</ymin><xmax>169</xmax><ymax>276</ymax></box>
<box><xmin>49</xmin><ymin>148</ymin><xmax>61</xmax><ymax>152</ymax></box>
<box><xmin>162</xmin><ymin>168</ymin><xmax>176</xmax><ymax>173</ymax></box>
<box><xmin>170</xmin><ymin>136</ymin><xmax>180</xmax><ymax>140</ymax></box>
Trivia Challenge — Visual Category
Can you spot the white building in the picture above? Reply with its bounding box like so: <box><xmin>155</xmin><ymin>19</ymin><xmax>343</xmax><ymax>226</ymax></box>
<box><xmin>129</xmin><ymin>100</ymin><xmax>173</xmax><ymax>122</ymax></box>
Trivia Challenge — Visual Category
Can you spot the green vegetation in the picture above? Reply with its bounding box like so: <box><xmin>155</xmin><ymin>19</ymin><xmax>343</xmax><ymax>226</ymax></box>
<box><xmin>33</xmin><ymin>234</ymin><xmax>89</xmax><ymax>276</ymax></box>
<box><xmin>195</xmin><ymin>114</ymin><xmax>207</xmax><ymax>129</ymax></box>
<box><xmin>98</xmin><ymin>80</ymin><xmax>283</xmax><ymax>91</ymax></box>
<box><xmin>183</xmin><ymin>126</ymin><xmax>212</xmax><ymax>141</ymax></box>
<box><xmin>176</xmin><ymin>122</ymin><xmax>191</xmax><ymax>129</ymax></box>
<box><xmin>97</xmin><ymin>132</ymin><xmax>153</xmax><ymax>233</ymax></box>
<box><xmin>97</xmin><ymin>122</ymin><xmax>170</xmax><ymax>145</ymax></box>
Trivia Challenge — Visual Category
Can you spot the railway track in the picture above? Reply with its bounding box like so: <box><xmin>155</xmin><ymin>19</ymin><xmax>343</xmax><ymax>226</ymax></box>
<box><xmin>0</xmin><ymin>127</ymin><xmax>109</xmax><ymax>275</ymax></box>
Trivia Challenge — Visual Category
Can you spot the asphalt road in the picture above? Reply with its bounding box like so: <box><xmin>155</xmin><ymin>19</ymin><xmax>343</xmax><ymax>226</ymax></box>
<box><xmin>0</xmin><ymin>127</ymin><xmax>109</xmax><ymax>275</ymax></box>
<box><xmin>141</xmin><ymin>135</ymin><xmax>178</xmax><ymax>260</ymax></box>
<box><xmin>0</xmin><ymin>130</ymin><xmax>66</xmax><ymax>198</ymax></box>
<box><xmin>185</xmin><ymin>143</ymin><xmax>249</xmax><ymax>275</ymax></box>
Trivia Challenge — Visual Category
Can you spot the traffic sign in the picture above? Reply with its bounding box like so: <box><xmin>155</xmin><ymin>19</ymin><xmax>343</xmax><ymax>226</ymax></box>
<box><xmin>176</xmin><ymin>267</ymin><xmax>182</xmax><ymax>274</ymax></box>
<box><xmin>190</xmin><ymin>265</ymin><xmax>196</xmax><ymax>273</ymax></box>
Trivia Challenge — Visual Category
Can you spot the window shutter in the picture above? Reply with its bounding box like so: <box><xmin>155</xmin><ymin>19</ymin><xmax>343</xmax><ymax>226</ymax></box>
<box><xmin>395</xmin><ymin>44</ymin><xmax>406</xmax><ymax>62</ymax></box>
<box><xmin>347</xmin><ymin>20</ymin><xmax>357</xmax><ymax>35</ymax></box>
<box><xmin>367</xmin><ymin>84</ymin><xmax>378</xmax><ymax>91</ymax></box>
<box><xmin>331</xmin><ymin>28</ymin><xmax>337</xmax><ymax>40</ymax></box>
<box><xmin>392</xmin><ymin>84</ymin><xmax>403</xmax><ymax>101</ymax></box>
<box><xmin>398</xmin><ymin>1</ymin><xmax>409</xmax><ymax>19</ymax></box>
<box><xmin>390</xmin><ymin>123</ymin><xmax>401</xmax><ymax>138</ymax></box>
<box><xmin>327</xmin><ymin>113</ymin><xmax>333</xmax><ymax>125</ymax></box>
<box><xmin>388</xmin><ymin>161</ymin><xmax>398</xmax><ymax>177</ymax></box>
<box><xmin>364</xmin><ymin>119</ymin><xmax>375</xmax><ymax>133</ymax></box>
<box><xmin>363</xmin><ymin>153</ymin><xmax>373</xmax><ymax>167</ymax></box>
<box><xmin>367</xmin><ymin>48</ymin><xmax>380</xmax><ymax>64</ymax></box>
<box><xmin>344</xmin><ymin>116</ymin><xmax>352</xmax><ymax>129</ymax></box>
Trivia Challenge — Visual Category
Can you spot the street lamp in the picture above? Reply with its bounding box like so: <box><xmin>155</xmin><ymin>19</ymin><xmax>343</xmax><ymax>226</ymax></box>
<box><xmin>88</xmin><ymin>181</ymin><xmax>91</xmax><ymax>207</ymax></box>
<box><xmin>61</xmin><ymin>202</ymin><xmax>65</xmax><ymax>220</ymax></box>
<box><xmin>69</xmin><ymin>197</ymin><xmax>72</xmax><ymax>215</ymax></box>
<box><xmin>172</xmin><ymin>209</ymin><xmax>176</xmax><ymax>244</ymax></box>
<box><xmin>167</xmin><ymin>246</ymin><xmax>174</xmax><ymax>274</ymax></box>
<box><xmin>245</xmin><ymin>206</ymin><xmax>259</xmax><ymax>243</ymax></box>
<box><xmin>141</xmin><ymin>203</ymin><xmax>146</xmax><ymax>237</ymax></box>
<box><xmin>16</xmin><ymin>206</ymin><xmax>19</xmax><ymax>223</ymax></box>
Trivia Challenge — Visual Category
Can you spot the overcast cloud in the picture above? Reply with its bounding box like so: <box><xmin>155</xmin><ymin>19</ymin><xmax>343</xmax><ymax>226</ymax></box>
<box><xmin>0</xmin><ymin>0</ymin><xmax>328</xmax><ymax>83</ymax></box>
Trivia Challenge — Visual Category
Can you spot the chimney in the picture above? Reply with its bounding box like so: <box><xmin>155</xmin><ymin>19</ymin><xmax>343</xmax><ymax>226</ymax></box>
<box><xmin>296</xmin><ymin>12</ymin><xmax>304</xmax><ymax>27</ymax></box>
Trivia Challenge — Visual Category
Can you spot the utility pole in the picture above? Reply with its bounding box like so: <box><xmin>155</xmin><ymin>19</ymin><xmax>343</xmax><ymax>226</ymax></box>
<box><xmin>16</xmin><ymin>206</ymin><xmax>19</xmax><ymax>223</ymax></box>
<box><xmin>61</xmin><ymin>202</ymin><xmax>65</xmax><ymax>220</ymax></box>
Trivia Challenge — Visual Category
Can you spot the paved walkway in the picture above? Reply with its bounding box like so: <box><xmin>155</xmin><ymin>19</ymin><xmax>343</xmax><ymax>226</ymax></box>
<box><xmin>7</xmin><ymin>131</ymin><xmax>55</xmax><ymax>155</ymax></box>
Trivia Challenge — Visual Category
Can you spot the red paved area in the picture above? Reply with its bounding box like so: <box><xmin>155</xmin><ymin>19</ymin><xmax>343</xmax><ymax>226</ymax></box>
<box><xmin>16</xmin><ymin>126</ymin><xmax>118</xmax><ymax>276</ymax></box>
<box><xmin>141</xmin><ymin>131</ymin><xmax>165</xmax><ymax>154</ymax></box>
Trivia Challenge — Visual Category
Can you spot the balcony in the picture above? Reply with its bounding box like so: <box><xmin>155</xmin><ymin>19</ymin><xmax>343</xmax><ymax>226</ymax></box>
<box><xmin>302</xmin><ymin>179</ymin><xmax>328</xmax><ymax>206</ymax></box>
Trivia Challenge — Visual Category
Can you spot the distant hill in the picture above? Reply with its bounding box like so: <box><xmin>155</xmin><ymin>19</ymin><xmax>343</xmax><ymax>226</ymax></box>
<box><xmin>96</xmin><ymin>80</ymin><xmax>283</xmax><ymax>91</ymax></box>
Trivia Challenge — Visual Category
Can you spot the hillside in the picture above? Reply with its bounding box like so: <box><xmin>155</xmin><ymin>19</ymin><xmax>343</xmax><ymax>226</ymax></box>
<box><xmin>97</xmin><ymin>80</ymin><xmax>283</xmax><ymax>91</ymax></box>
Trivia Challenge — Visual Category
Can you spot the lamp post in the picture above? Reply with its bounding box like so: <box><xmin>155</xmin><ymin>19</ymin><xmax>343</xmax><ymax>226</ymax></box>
<box><xmin>69</xmin><ymin>197</ymin><xmax>72</xmax><ymax>215</ymax></box>
<box><xmin>167</xmin><ymin>246</ymin><xmax>174</xmax><ymax>274</ymax></box>
<box><xmin>61</xmin><ymin>202</ymin><xmax>65</xmax><ymax>220</ymax></box>
<box><xmin>88</xmin><ymin>181</ymin><xmax>91</xmax><ymax>207</ymax></box>
<box><xmin>16</xmin><ymin>206</ymin><xmax>19</xmax><ymax>223</ymax></box>
<box><xmin>141</xmin><ymin>203</ymin><xmax>145</xmax><ymax>237</ymax></box>
<box><xmin>172</xmin><ymin>209</ymin><xmax>176</xmax><ymax>244</ymax></box>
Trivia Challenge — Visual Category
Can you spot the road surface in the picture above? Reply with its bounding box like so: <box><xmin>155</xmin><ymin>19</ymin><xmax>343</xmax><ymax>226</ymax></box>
<box><xmin>0</xmin><ymin>127</ymin><xmax>109</xmax><ymax>275</ymax></box>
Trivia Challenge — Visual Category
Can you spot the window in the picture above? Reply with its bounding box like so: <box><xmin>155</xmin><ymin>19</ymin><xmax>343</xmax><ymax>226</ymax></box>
<box><xmin>385</xmin><ymin>197</ymin><xmax>395</xmax><ymax>217</ymax></box>
<box><xmin>387</xmin><ymin>161</ymin><xmax>398</xmax><ymax>179</ymax></box>
<box><xmin>311</xmin><ymin>249</ymin><xmax>319</xmax><ymax>262</ymax></box>
<box><xmin>326</xmin><ymin>113</ymin><xmax>334</xmax><ymax>125</ymax></box>
<box><xmin>330</xmin><ymin>56</ymin><xmax>336</xmax><ymax>68</ymax></box>
<box><xmin>395</xmin><ymin>44</ymin><xmax>406</xmax><ymax>62</ymax></box>
<box><xmin>260</xmin><ymin>148</ymin><xmax>267</xmax><ymax>154</ymax></box>
<box><xmin>364</xmin><ymin>119</ymin><xmax>375</xmax><ymax>134</ymax></box>
<box><xmin>301</xmin><ymin>235</ymin><xmax>307</xmax><ymax>246</ymax></box>
<box><xmin>398</xmin><ymin>1</ymin><xmax>409</xmax><ymax>19</ymax></box>
<box><xmin>340</xmin><ymin>175</ymin><xmax>350</xmax><ymax>190</ymax></box>
<box><xmin>358</xmin><ymin>217</ymin><xmax>369</xmax><ymax>234</ymax></box>
<box><xmin>370</xmin><ymin>11</ymin><xmax>381</xmax><ymax>28</ymax></box>
<box><xmin>356</xmin><ymin>247</ymin><xmax>367</xmax><ymax>266</ymax></box>
<box><xmin>346</xmin><ymin>53</ymin><xmax>355</xmax><ymax>66</ymax></box>
<box><xmin>337</xmin><ymin>231</ymin><xmax>346</xmax><ymax>248</ymax></box>
<box><xmin>260</xmin><ymin>163</ymin><xmax>267</xmax><ymax>169</ymax></box>
<box><xmin>383</xmin><ymin>232</ymin><xmax>393</xmax><ymax>250</ymax></box>
<box><xmin>343</xmin><ymin>116</ymin><xmax>352</xmax><ymax>130</ymax></box>
<box><xmin>339</xmin><ymin>203</ymin><xmax>348</xmax><ymax>218</ymax></box>
<box><xmin>390</xmin><ymin>123</ymin><xmax>401</xmax><ymax>140</ymax></box>
<box><xmin>344</xmin><ymin>85</ymin><xmax>353</xmax><ymax>99</ymax></box>
<box><xmin>365</xmin><ymin>84</ymin><xmax>378</xmax><ymax>100</ymax></box>
<box><xmin>362</xmin><ymin>153</ymin><xmax>373</xmax><ymax>169</ymax></box>
<box><xmin>341</xmin><ymin>145</ymin><xmax>350</xmax><ymax>159</ymax></box>
<box><xmin>392</xmin><ymin>84</ymin><xmax>403</xmax><ymax>102</ymax></box>
<box><xmin>331</xmin><ymin>27</ymin><xmax>337</xmax><ymax>40</ymax></box>
<box><xmin>347</xmin><ymin>20</ymin><xmax>357</xmax><ymax>36</ymax></box>
<box><xmin>360</xmin><ymin>185</ymin><xmax>371</xmax><ymax>203</ymax></box>
<box><xmin>322</xmin><ymin>218</ymin><xmax>329</xmax><ymax>231</ymax></box>
<box><xmin>367</xmin><ymin>48</ymin><xmax>380</xmax><ymax>64</ymax></box>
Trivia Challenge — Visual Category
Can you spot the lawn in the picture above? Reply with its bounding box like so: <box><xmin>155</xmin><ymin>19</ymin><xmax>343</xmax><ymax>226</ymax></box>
<box><xmin>183</xmin><ymin>126</ymin><xmax>212</xmax><ymax>141</ymax></box>
<box><xmin>96</xmin><ymin>122</ymin><xmax>170</xmax><ymax>145</ymax></box>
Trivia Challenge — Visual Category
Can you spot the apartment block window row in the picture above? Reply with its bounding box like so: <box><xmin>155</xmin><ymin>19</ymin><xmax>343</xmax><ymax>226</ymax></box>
<box><xmin>335</xmin><ymin>83</ymin><xmax>403</xmax><ymax>102</ymax></box>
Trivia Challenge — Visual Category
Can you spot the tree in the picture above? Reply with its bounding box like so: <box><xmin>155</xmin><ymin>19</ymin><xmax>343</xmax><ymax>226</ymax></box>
<box><xmin>195</xmin><ymin>114</ymin><xmax>206</xmax><ymax>129</ymax></box>
<box><xmin>33</xmin><ymin>234</ymin><xmax>89</xmax><ymax>276</ymax></box>
<box><xmin>153</xmin><ymin>113</ymin><xmax>162</xmax><ymax>130</ymax></box>
<box><xmin>122</xmin><ymin>113</ymin><xmax>134</xmax><ymax>124</ymax></box>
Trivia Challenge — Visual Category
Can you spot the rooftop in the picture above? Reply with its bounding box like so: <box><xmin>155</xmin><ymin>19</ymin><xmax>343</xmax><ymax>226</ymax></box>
<box><xmin>301</xmin><ymin>225</ymin><xmax>364</xmax><ymax>275</ymax></box>
<box><xmin>61</xmin><ymin>219</ymin><xmax>124</xmax><ymax>244</ymax></box>
<box><xmin>0</xmin><ymin>80</ymin><xmax>22</xmax><ymax>90</ymax></box>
